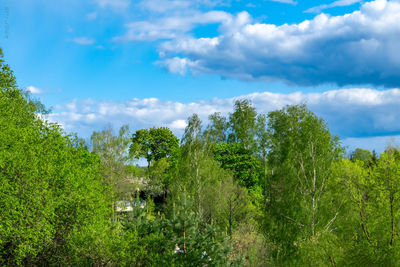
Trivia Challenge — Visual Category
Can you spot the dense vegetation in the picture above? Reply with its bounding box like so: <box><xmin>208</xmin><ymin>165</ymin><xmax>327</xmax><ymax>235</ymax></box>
<box><xmin>2</xmin><ymin>49</ymin><xmax>400</xmax><ymax>266</ymax></box>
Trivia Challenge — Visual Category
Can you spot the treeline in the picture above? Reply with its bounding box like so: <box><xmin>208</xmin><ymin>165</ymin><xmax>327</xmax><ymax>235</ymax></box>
<box><xmin>2</xmin><ymin>49</ymin><xmax>400</xmax><ymax>266</ymax></box>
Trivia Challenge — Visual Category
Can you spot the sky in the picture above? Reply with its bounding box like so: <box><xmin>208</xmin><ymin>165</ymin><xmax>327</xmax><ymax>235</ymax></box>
<box><xmin>1</xmin><ymin>0</ymin><xmax>400</xmax><ymax>154</ymax></box>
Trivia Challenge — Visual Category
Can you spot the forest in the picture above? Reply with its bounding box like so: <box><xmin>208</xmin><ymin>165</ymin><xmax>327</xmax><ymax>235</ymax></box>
<box><xmin>2</xmin><ymin>48</ymin><xmax>400</xmax><ymax>266</ymax></box>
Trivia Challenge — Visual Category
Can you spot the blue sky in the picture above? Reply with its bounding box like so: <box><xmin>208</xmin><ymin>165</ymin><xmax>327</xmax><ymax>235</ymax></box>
<box><xmin>1</xmin><ymin>0</ymin><xmax>400</xmax><ymax>153</ymax></box>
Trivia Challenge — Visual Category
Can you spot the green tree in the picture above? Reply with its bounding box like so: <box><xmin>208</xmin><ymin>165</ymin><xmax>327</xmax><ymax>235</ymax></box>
<box><xmin>203</xmin><ymin>112</ymin><xmax>228</xmax><ymax>145</ymax></box>
<box><xmin>165</xmin><ymin>193</ymin><xmax>236</xmax><ymax>267</ymax></box>
<box><xmin>130</xmin><ymin>127</ymin><xmax>179</xmax><ymax>201</ymax></box>
<box><xmin>350</xmin><ymin>148</ymin><xmax>373</xmax><ymax>166</ymax></box>
<box><xmin>90</xmin><ymin>124</ymin><xmax>137</xmax><ymax>199</ymax></box>
<box><xmin>178</xmin><ymin>114</ymin><xmax>224</xmax><ymax>217</ymax></box>
<box><xmin>0</xmin><ymin>50</ymin><xmax>116</xmax><ymax>265</ymax></box>
<box><xmin>325</xmin><ymin>152</ymin><xmax>400</xmax><ymax>266</ymax></box>
<box><xmin>130</xmin><ymin>127</ymin><xmax>179</xmax><ymax>170</ymax></box>
<box><xmin>228</xmin><ymin>99</ymin><xmax>257</xmax><ymax>151</ymax></box>
<box><xmin>265</xmin><ymin>104</ymin><xmax>343</xmax><ymax>263</ymax></box>
<box><xmin>217</xmin><ymin>177</ymin><xmax>250</xmax><ymax>237</ymax></box>
<box><xmin>213</xmin><ymin>142</ymin><xmax>261</xmax><ymax>189</ymax></box>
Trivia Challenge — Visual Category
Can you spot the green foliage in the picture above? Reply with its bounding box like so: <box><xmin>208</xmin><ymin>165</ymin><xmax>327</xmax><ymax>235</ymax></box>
<box><xmin>174</xmin><ymin>144</ymin><xmax>231</xmax><ymax>222</ymax></box>
<box><xmin>215</xmin><ymin>176</ymin><xmax>251</xmax><ymax>236</ymax></box>
<box><xmin>118</xmin><ymin>192</ymin><xmax>238</xmax><ymax>266</ymax></box>
<box><xmin>0</xmin><ymin>51</ymin><xmax>116</xmax><ymax>265</ymax></box>
<box><xmin>130</xmin><ymin>127</ymin><xmax>179</xmax><ymax>167</ymax></box>
<box><xmin>231</xmin><ymin>223</ymin><xmax>272</xmax><ymax>267</ymax></box>
<box><xmin>228</xmin><ymin>99</ymin><xmax>258</xmax><ymax>151</ymax></box>
<box><xmin>165</xmin><ymin>193</ymin><xmax>236</xmax><ymax>267</ymax></box>
<box><xmin>327</xmin><ymin>154</ymin><xmax>400</xmax><ymax>266</ymax></box>
<box><xmin>90</xmin><ymin>124</ymin><xmax>137</xmax><ymax>199</ymax></box>
<box><xmin>91</xmin><ymin>124</ymin><xmax>132</xmax><ymax>165</ymax></box>
<box><xmin>147</xmin><ymin>157</ymin><xmax>170</xmax><ymax>197</ymax></box>
<box><xmin>213</xmin><ymin>142</ymin><xmax>261</xmax><ymax>189</ymax></box>
<box><xmin>350</xmin><ymin>148</ymin><xmax>373</xmax><ymax>166</ymax></box>
<box><xmin>0</xmin><ymin>49</ymin><xmax>17</xmax><ymax>90</ymax></box>
<box><xmin>130</xmin><ymin>127</ymin><xmax>179</xmax><ymax>201</ymax></box>
<box><xmin>204</xmin><ymin>112</ymin><xmax>228</xmax><ymax>144</ymax></box>
<box><xmin>175</xmin><ymin>115</ymin><xmax>257</xmax><ymax>241</ymax></box>
<box><xmin>265</xmin><ymin>104</ymin><xmax>343</xmax><ymax>263</ymax></box>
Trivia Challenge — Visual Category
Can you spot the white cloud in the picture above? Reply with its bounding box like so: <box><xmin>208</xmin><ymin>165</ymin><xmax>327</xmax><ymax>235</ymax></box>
<box><xmin>137</xmin><ymin>0</ymin><xmax>230</xmax><ymax>13</ymax></box>
<box><xmin>72</xmin><ymin>37</ymin><xmax>95</xmax><ymax>45</ymax></box>
<box><xmin>169</xmin><ymin>119</ymin><xmax>188</xmax><ymax>130</ymax></box>
<box><xmin>114</xmin><ymin>11</ymin><xmax>232</xmax><ymax>42</ymax></box>
<box><xmin>47</xmin><ymin>96</ymin><xmax>231</xmax><ymax>138</ymax></box>
<box><xmin>86</xmin><ymin>12</ymin><xmax>97</xmax><ymax>20</ymax></box>
<box><xmin>305</xmin><ymin>0</ymin><xmax>361</xmax><ymax>13</ymax></box>
<box><xmin>26</xmin><ymin>86</ymin><xmax>43</xmax><ymax>94</ymax></box>
<box><xmin>46</xmin><ymin>88</ymin><xmax>400</xmax><ymax>152</ymax></box>
<box><xmin>269</xmin><ymin>0</ymin><xmax>297</xmax><ymax>5</ymax></box>
<box><xmin>138</xmin><ymin>0</ymin><xmax>191</xmax><ymax>13</ymax></box>
<box><xmin>158</xmin><ymin>57</ymin><xmax>197</xmax><ymax>75</ymax></box>
<box><xmin>95</xmin><ymin>0</ymin><xmax>130</xmax><ymax>9</ymax></box>
<box><xmin>157</xmin><ymin>0</ymin><xmax>400</xmax><ymax>87</ymax></box>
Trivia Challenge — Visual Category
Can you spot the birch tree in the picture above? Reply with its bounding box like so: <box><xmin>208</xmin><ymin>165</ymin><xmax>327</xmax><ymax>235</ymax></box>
<box><xmin>265</xmin><ymin>104</ymin><xmax>343</xmax><ymax>263</ymax></box>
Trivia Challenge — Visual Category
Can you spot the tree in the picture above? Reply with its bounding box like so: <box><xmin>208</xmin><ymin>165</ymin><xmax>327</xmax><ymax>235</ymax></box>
<box><xmin>203</xmin><ymin>112</ymin><xmax>228</xmax><ymax>145</ymax></box>
<box><xmin>217</xmin><ymin>177</ymin><xmax>250</xmax><ymax>237</ymax></box>
<box><xmin>350</xmin><ymin>148</ymin><xmax>373</xmax><ymax>166</ymax></box>
<box><xmin>177</xmin><ymin>114</ymin><xmax>225</xmax><ymax>218</ymax></box>
<box><xmin>228</xmin><ymin>99</ymin><xmax>257</xmax><ymax>151</ymax></box>
<box><xmin>130</xmin><ymin>127</ymin><xmax>179</xmax><ymax>170</ymax></box>
<box><xmin>0</xmin><ymin>50</ymin><xmax>116</xmax><ymax>265</ymax></box>
<box><xmin>165</xmin><ymin>193</ymin><xmax>235</xmax><ymax>267</ymax></box>
<box><xmin>213</xmin><ymin>142</ymin><xmax>261</xmax><ymax>189</ymax></box>
<box><xmin>265</xmin><ymin>104</ymin><xmax>343</xmax><ymax>263</ymax></box>
<box><xmin>324</xmin><ymin>150</ymin><xmax>400</xmax><ymax>266</ymax></box>
<box><xmin>91</xmin><ymin>124</ymin><xmax>132</xmax><ymax>165</ymax></box>
<box><xmin>0</xmin><ymin>48</ymin><xmax>17</xmax><ymax>90</ymax></box>
<box><xmin>90</xmin><ymin>125</ymin><xmax>137</xmax><ymax>199</ymax></box>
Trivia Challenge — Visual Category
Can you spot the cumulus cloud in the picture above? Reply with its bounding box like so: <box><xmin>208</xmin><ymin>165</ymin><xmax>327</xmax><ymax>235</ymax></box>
<box><xmin>169</xmin><ymin>119</ymin><xmax>188</xmax><ymax>130</ymax></box>
<box><xmin>305</xmin><ymin>0</ymin><xmax>361</xmax><ymax>13</ymax></box>
<box><xmin>46</xmin><ymin>88</ymin><xmax>400</xmax><ymax>148</ymax></box>
<box><xmin>26</xmin><ymin>85</ymin><xmax>43</xmax><ymax>94</ymax></box>
<box><xmin>157</xmin><ymin>0</ymin><xmax>400</xmax><ymax>87</ymax></box>
<box><xmin>47</xmin><ymin>96</ymin><xmax>232</xmax><ymax>138</ymax></box>
<box><xmin>72</xmin><ymin>37</ymin><xmax>95</xmax><ymax>45</ymax></box>
<box><xmin>114</xmin><ymin>11</ymin><xmax>232</xmax><ymax>42</ymax></box>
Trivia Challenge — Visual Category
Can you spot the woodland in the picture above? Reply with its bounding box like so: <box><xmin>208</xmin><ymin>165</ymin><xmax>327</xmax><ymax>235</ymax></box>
<box><xmin>2</xmin><ymin>48</ymin><xmax>400</xmax><ymax>266</ymax></box>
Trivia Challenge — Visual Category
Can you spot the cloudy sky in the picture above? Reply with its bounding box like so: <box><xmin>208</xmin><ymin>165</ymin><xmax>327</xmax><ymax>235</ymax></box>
<box><xmin>1</xmin><ymin>0</ymin><xmax>400</xmax><ymax>153</ymax></box>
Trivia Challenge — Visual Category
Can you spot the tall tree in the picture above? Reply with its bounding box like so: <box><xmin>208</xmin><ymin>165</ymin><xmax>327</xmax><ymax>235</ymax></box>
<box><xmin>265</xmin><ymin>104</ymin><xmax>343</xmax><ymax>263</ymax></box>
<box><xmin>203</xmin><ymin>112</ymin><xmax>228</xmax><ymax>145</ymax></box>
<box><xmin>178</xmin><ymin>114</ymin><xmax>210</xmax><ymax>214</ymax></box>
<box><xmin>228</xmin><ymin>99</ymin><xmax>257</xmax><ymax>151</ymax></box>
<box><xmin>0</xmin><ymin>50</ymin><xmax>114</xmax><ymax>265</ymax></box>
<box><xmin>90</xmin><ymin>125</ymin><xmax>136</xmax><ymax>199</ymax></box>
